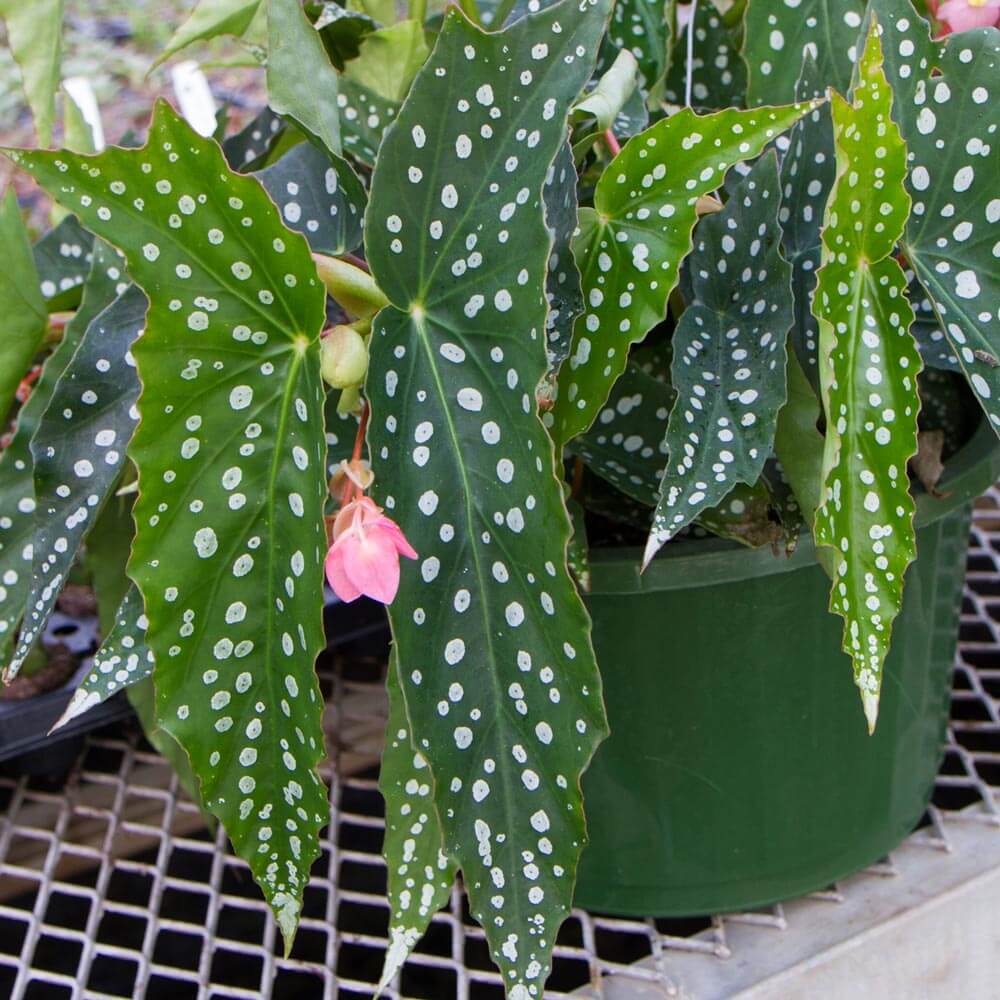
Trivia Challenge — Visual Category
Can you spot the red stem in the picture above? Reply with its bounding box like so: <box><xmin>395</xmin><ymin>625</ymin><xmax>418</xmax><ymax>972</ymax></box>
<box><xmin>342</xmin><ymin>252</ymin><xmax>370</xmax><ymax>274</ymax></box>
<box><xmin>603</xmin><ymin>129</ymin><xmax>621</xmax><ymax>157</ymax></box>
<box><xmin>341</xmin><ymin>398</ymin><xmax>371</xmax><ymax>507</ymax></box>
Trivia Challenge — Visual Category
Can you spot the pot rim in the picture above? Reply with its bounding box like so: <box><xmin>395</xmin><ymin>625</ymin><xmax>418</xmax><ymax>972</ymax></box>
<box><xmin>585</xmin><ymin>416</ymin><xmax>1000</xmax><ymax>596</ymax></box>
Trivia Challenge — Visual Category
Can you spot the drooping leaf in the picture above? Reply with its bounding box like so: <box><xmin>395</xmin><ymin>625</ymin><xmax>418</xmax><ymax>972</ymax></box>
<box><xmin>255</xmin><ymin>140</ymin><xmax>366</xmax><ymax>255</ymax></box>
<box><xmin>543</xmin><ymin>141</ymin><xmax>584</xmax><ymax>371</ymax></box>
<box><xmin>870</xmin><ymin>2</ymin><xmax>1000</xmax><ymax>438</ymax></box>
<box><xmin>8</xmin><ymin>285</ymin><xmax>146</xmax><ymax>676</ymax></box>
<box><xmin>364</xmin><ymin>2</ymin><xmax>610</xmax><ymax>993</ymax></box>
<box><xmin>663</xmin><ymin>0</ymin><xmax>747</xmax><ymax>110</ymax></box>
<box><xmin>0</xmin><ymin>0</ymin><xmax>63</xmax><ymax>145</ymax></box>
<box><xmin>337</xmin><ymin>77</ymin><xmax>399</xmax><ymax>168</ymax></box>
<box><xmin>812</xmin><ymin>21</ymin><xmax>920</xmax><ymax>733</ymax></box>
<box><xmin>32</xmin><ymin>215</ymin><xmax>95</xmax><ymax>313</ymax></box>
<box><xmin>570</xmin><ymin>359</ymin><xmax>673</xmax><ymax>506</ymax></box>
<box><xmin>267</xmin><ymin>0</ymin><xmax>342</xmax><ymax>156</ymax></box>
<box><xmin>744</xmin><ymin>0</ymin><xmax>866</xmax><ymax>106</ymax></box>
<box><xmin>0</xmin><ymin>190</ymin><xmax>48</xmax><ymax>423</ymax></box>
<box><xmin>51</xmin><ymin>583</ymin><xmax>152</xmax><ymax>731</ymax></box>
<box><xmin>6</xmin><ymin>101</ymin><xmax>330</xmax><ymax>947</ymax></box>
<box><xmin>377</xmin><ymin>653</ymin><xmax>457</xmax><ymax>992</ymax></box>
<box><xmin>314</xmin><ymin>3</ymin><xmax>379</xmax><ymax>69</ymax></box>
<box><xmin>154</xmin><ymin>0</ymin><xmax>261</xmax><ymax>68</ymax></box>
<box><xmin>343</xmin><ymin>20</ymin><xmax>430</xmax><ymax>103</ymax></box>
<box><xmin>222</xmin><ymin>107</ymin><xmax>288</xmax><ymax>172</ymax></box>
<box><xmin>778</xmin><ymin>51</ymin><xmax>835</xmax><ymax>380</ymax></box>
<box><xmin>550</xmin><ymin>99</ymin><xmax>815</xmax><ymax>448</ymax></box>
<box><xmin>643</xmin><ymin>154</ymin><xmax>793</xmax><ymax>565</ymax></box>
<box><xmin>0</xmin><ymin>245</ymin><xmax>121</xmax><ymax>671</ymax></box>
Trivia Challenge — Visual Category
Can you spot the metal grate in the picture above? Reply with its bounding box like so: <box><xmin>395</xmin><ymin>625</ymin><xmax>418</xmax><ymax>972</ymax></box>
<box><xmin>3</xmin><ymin>494</ymin><xmax>1000</xmax><ymax>1000</ymax></box>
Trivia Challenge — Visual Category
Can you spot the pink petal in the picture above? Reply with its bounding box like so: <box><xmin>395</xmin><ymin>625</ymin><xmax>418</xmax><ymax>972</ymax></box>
<box><xmin>325</xmin><ymin>542</ymin><xmax>363</xmax><ymax>602</ymax></box>
<box><xmin>342</xmin><ymin>529</ymin><xmax>402</xmax><ymax>604</ymax></box>
<box><xmin>370</xmin><ymin>515</ymin><xmax>418</xmax><ymax>560</ymax></box>
<box><xmin>939</xmin><ymin>0</ymin><xmax>1000</xmax><ymax>30</ymax></box>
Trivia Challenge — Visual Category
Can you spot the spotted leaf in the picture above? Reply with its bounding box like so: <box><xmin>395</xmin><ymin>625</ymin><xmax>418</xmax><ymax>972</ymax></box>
<box><xmin>744</xmin><ymin>0</ymin><xmax>866</xmax><ymax>106</ymax></box>
<box><xmin>267</xmin><ymin>0</ymin><xmax>342</xmax><ymax>156</ymax></box>
<box><xmin>778</xmin><ymin>51</ymin><xmax>835</xmax><ymax>380</ymax></box>
<box><xmin>599</xmin><ymin>0</ymin><xmax>669</xmax><ymax>91</ymax></box>
<box><xmin>0</xmin><ymin>190</ymin><xmax>48</xmax><ymax>423</ymax></box>
<box><xmin>337</xmin><ymin>77</ymin><xmax>399</xmax><ymax>169</ymax></box>
<box><xmin>364</xmin><ymin>2</ymin><xmax>610</xmax><ymax>994</ymax></box>
<box><xmin>377</xmin><ymin>653</ymin><xmax>457</xmax><ymax>993</ymax></box>
<box><xmin>643</xmin><ymin>154</ymin><xmax>793</xmax><ymax>565</ymax></box>
<box><xmin>314</xmin><ymin>3</ymin><xmax>378</xmax><ymax>70</ymax></box>
<box><xmin>52</xmin><ymin>583</ymin><xmax>152</xmax><ymax>732</ymax></box>
<box><xmin>32</xmin><ymin>214</ymin><xmax>94</xmax><ymax>313</ymax></box>
<box><xmin>813</xmin><ymin>21</ymin><xmax>921</xmax><ymax>733</ymax></box>
<box><xmin>223</xmin><ymin>108</ymin><xmax>288</xmax><ymax>173</ymax></box>
<box><xmin>869</xmin><ymin>3</ymin><xmax>1000</xmax><ymax>438</ymax></box>
<box><xmin>663</xmin><ymin>0</ymin><xmax>746</xmax><ymax>110</ymax></box>
<box><xmin>0</xmin><ymin>245</ymin><xmax>120</xmax><ymax>672</ymax></box>
<box><xmin>8</xmin><ymin>284</ymin><xmax>146</xmax><ymax>676</ymax></box>
<box><xmin>543</xmin><ymin>140</ymin><xmax>584</xmax><ymax>370</ymax></box>
<box><xmin>255</xmin><ymin>141</ymin><xmax>366</xmax><ymax>255</ymax></box>
<box><xmin>6</xmin><ymin>101</ymin><xmax>331</xmax><ymax>946</ymax></box>
<box><xmin>550</xmin><ymin>99</ymin><xmax>814</xmax><ymax>448</ymax></box>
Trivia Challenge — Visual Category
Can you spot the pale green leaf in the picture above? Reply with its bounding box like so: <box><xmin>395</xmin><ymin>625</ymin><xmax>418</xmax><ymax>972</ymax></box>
<box><xmin>812</xmin><ymin>20</ymin><xmax>920</xmax><ymax>733</ymax></box>
<box><xmin>343</xmin><ymin>20</ymin><xmax>430</xmax><ymax>103</ymax></box>
<box><xmin>7</xmin><ymin>101</ymin><xmax>330</xmax><ymax>947</ymax></box>
<box><xmin>0</xmin><ymin>0</ymin><xmax>63</xmax><ymax>145</ymax></box>
<box><xmin>549</xmin><ymin>99</ymin><xmax>815</xmax><ymax>448</ymax></box>
<box><xmin>364</xmin><ymin>2</ymin><xmax>610</xmax><ymax>993</ymax></box>
<box><xmin>154</xmin><ymin>0</ymin><xmax>262</xmax><ymax>68</ymax></box>
<box><xmin>267</xmin><ymin>0</ymin><xmax>342</xmax><ymax>156</ymax></box>
<box><xmin>643</xmin><ymin>154</ymin><xmax>793</xmax><ymax>565</ymax></box>
<box><xmin>0</xmin><ymin>189</ymin><xmax>48</xmax><ymax>423</ymax></box>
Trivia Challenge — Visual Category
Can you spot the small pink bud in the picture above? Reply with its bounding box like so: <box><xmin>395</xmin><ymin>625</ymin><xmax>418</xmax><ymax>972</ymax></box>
<box><xmin>325</xmin><ymin>497</ymin><xmax>417</xmax><ymax>605</ymax></box>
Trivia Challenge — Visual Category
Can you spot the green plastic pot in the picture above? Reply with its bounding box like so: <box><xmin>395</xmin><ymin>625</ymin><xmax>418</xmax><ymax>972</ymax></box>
<box><xmin>575</xmin><ymin>420</ymin><xmax>1000</xmax><ymax>917</ymax></box>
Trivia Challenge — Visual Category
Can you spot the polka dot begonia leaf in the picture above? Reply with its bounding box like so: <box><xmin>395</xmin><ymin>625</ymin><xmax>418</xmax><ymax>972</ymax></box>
<box><xmin>643</xmin><ymin>153</ymin><xmax>794</xmax><ymax>567</ymax></box>
<box><xmin>548</xmin><ymin>97</ymin><xmax>817</xmax><ymax>449</ymax></box>
<box><xmin>744</xmin><ymin>0</ymin><xmax>867</xmax><ymax>107</ymax></box>
<box><xmin>907</xmin><ymin>272</ymin><xmax>959</xmax><ymax>372</ymax></box>
<box><xmin>870</xmin><ymin>0</ymin><xmax>1000</xmax><ymax>438</ymax></box>
<box><xmin>599</xmin><ymin>0</ymin><xmax>670</xmax><ymax>92</ymax></box>
<box><xmin>5</xmin><ymin>100</ymin><xmax>331</xmax><ymax>949</ymax></box>
<box><xmin>812</xmin><ymin>19</ymin><xmax>921</xmax><ymax>734</ymax></box>
<box><xmin>337</xmin><ymin>77</ymin><xmax>399</xmax><ymax>169</ymax></box>
<box><xmin>267</xmin><ymin>0</ymin><xmax>342</xmax><ymax>157</ymax></box>
<box><xmin>0</xmin><ymin>244</ymin><xmax>123</xmax><ymax>677</ymax></box>
<box><xmin>663</xmin><ymin>0</ymin><xmax>746</xmax><ymax>110</ymax></box>
<box><xmin>51</xmin><ymin>583</ymin><xmax>152</xmax><ymax>733</ymax></box>
<box><xmin>254</xmin><ymin>140</ymin><xmax>366</xmax><ymax>256</ymax></box>
<box><xmin>8</xmin><ymin>284</ymin><xmax>146</xmax><ymax>678</ymax></box>
<box><xmin>364</xmin><ymin>1</ymin><xmax>612</xmax><ymax>994</ymax></box>
<box><xmin>32</xmin><ymin>214</ymin><xmax>94</xmax><ymax>312</ymax></box>
<box><xmin>377</xmin><ymin>653</ymin><xmax>457</xmax><ymax>993</ymax></box>
<box><xmin>0</xmin><ymin>189</ymin><xmax>48</xmax><ymax>425</ymax></box>
<box><xmin>778</xmin><ymin>52</ymin><xmax>835</xmax><ymax>382</ymax></box>
<box><xmin>222</xmin><ymin>107</ymin><xmax>287</xmax><ymax>173</ymax></box>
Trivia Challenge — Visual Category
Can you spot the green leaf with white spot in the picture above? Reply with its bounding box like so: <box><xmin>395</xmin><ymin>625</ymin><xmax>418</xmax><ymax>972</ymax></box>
<box><xmin>223</xmin><ymin>108</ymin><xmax>288</xmax><ymax>173</ymax></box>
<box><xmin>812</xmin><ymin>20</ymin><xmax>920</xmax><ymax>733</ymax></box>
<box><xmin>337</xmin><ymin>77</ymin><xmax>399</xmax><ymax>168</ymax></box>
<box><xmin>364</xmin><ymin>2</ymin><xmax>610</xmax><ymax>994</ymax></box>
<box><xmin>314</xmin><ymin>3</ymin><xmax>379</xmax><ymax>70</ymax></box>
<box><xmin>0</xmin><ymin>245</ymin><xmax>120</xmax><ymax>673</ymax></box>
<box><xmin>643</xmin><ymin>154</ymin><xmax>793</xmax><ymax>566</ymax></box>
<box><xmin>0</xmin><ymin>190</ymin><xmax>48</xmax><ymax>424</ymax></box>
<box><xmin>343</xmin><ymin>20</ymin><xmax>430</xmax><ymax>103</ymax></box>
<box><xmin>663</xmin><ymin>0</ymin><xmax>746</xmax><ymax>110</ymax></box>
<box><xmin>778</xmin><ymin>51</ymin><xmax>835</xmax><ymax>380</ymax></box>
<box><xmin>6</xmin><ymin>101</ymin><xmax>330</xmax><ymax>947</ymax></box>
<box><xmin>744</xmin><ymin>0</ymin><xmax>866</xmax><ymax>106</ymax></box>
<box><xmin>8</xmin><ymin>284</ymin><xmax>145</xmax><ymax>676</ymax></box>
<box><xmin>52</xmin><ymin>583</ymin><xmax>152</xmax><ymax>732</ymax></box>
<box><xmin>378</xmin><ymin>652</ymin><xmax>457</xmax><ymax>993</ymax></box>
<box><xmin>599</xmin><ymin>0</ymin><xmax>668</xmax><ymax>92</ymax></box>
<box><xmin>550</xmin><ymin>98</ymin><xmax>814</xmax><ymax>448</ymax></box>
<box><xmin>33</xmin><ymin>215</ymin><xmax>95</xmax><ymax>313</ymax></box>
<box><xmin>255</xmin><ymin>141</ymin><xmax>366</xmax><ymax>255</ymax></box>
<box><xmin>154</xmin><ymin>0</ymin><xmax>262</xmax><ymax>68</ymax></box>
<box><xmin>0</xmin><ymin>0</ymin><xmax>63</xmax><ymax>145</ymax></box>
<box><xmin>268</xmin><ymin>0</ymin><xmax>342</xmax><ymax>156</ymax></box>
<box><xmin>869</xmin><ymin>2</ymin><xmax>1000</xmax><ymax>439</ymax></box>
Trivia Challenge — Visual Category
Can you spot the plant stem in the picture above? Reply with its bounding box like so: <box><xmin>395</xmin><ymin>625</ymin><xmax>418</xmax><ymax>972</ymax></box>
<box><xmin>685</xmin><ymin>0</ymin><xmax>699</xmax><ymax>108</ymax></box>
<box><xmin>455</xmin><ymin>0</ymin><xmax>481</xmax><ymax>26</ymax></box>
<box><xmin>603</xmin><ymin>129</ymin><xmax>621</xmax><ymax>157</ymax></box>
<box><xmin>408</xmin><ymin>0</ymin><xmax>427</xmax><ymax>26</ymax></box>
<box><xmin>341</xmin><ymin>399</ymin><xmax>371</xmax><ymax>507</ymax></box>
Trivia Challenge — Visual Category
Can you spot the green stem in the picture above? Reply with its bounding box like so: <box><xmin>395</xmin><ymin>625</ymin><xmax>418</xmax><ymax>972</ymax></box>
<box><xmin>491</xmin><ymin>0</ymin><xmax>518</xmax><ymax>27</ymax></box>
<box><xmin>408</xmin><ymin>0</ymin><xmax>427</xmax><ymax>24</ymax></box>
<box><xmin>456</xmin><ymin>0</ymin><xmax>481</xmax><ymax>26</ymax></box>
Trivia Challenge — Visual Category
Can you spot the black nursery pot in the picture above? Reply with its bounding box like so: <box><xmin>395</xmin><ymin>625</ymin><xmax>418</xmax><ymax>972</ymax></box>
<box><xmin>574</xmin><ymin>420</ymin><xmax>1000</xmax><ymax>917</ymax></box>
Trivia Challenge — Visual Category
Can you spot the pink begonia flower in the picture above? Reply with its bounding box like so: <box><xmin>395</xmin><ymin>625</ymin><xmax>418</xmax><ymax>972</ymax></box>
<box><xmin>325</xmin><ymin>496</ymin><xmax>417</xmax><ymax>604</ymax></box>
<box><xmin>937</xmin><ymin>0</ymin><xmax>1000</xmax><ymax>32</ymax></box>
